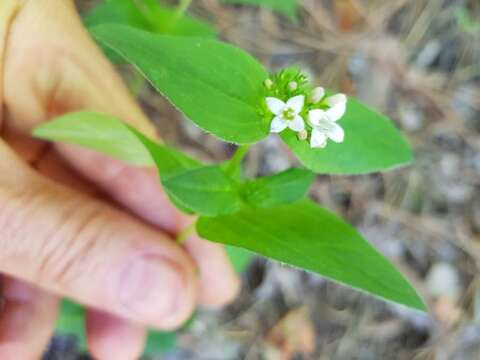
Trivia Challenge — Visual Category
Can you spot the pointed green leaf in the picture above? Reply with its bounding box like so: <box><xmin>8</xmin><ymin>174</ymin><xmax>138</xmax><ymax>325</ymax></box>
<box><xmin>84</xmin><ymin>0</ymin><xmax>216</xmax><ymax>63</ymax></box>
<box><xmin>162</xmin><ymin>166</ymin><xmax>243</xmax><ymax>216</ymax></box>
<box><xmin>197</xmin><ymin>200</ymin><xmax>426</xmax><ymax>311</ymax></box>
<box><xmin>90</xmin><ymin>25</ymin><xmax>270</xmax><ymax>144</ymax></box>
<box><xmin>282</xmin><ymin>97</ymin><xmax>413</xmax><ymax>174</ymax></box>
<box><xmin>84</xmin><ymin>0</ymin><xmax>217</xmax><ymax>38</ymax></box>
<box><xmin>222</xmin><ymin>0</ymin><xmax>299</xmax><ymax>22</ymax></box>
<box><xmin>144</xmin><ymin>330</ymin><xmax>177</xmax><ymax>355</ymax></box>
<box><xmin>33</xmin><ymin>112</ymin><xmax>243</xmax><ymax>216</ymax></box>
<box><xmin>241</xmin><ymin>168</ymin><xmax>314</xmax><ymax>207</ymax></box>
<box><xmin>33</xmin><ymin>111</ymin><xmax>155</xmax><ymax>166</ymax></box>
<box><xmin>55</xmin><ymin>300</ymin><xmax>87</xmax><ymax>351</ymax></box>
<box><xmin>137</xmin><ymin>0</ymin><xmax>217</xmax><ymax>38</ymax></box>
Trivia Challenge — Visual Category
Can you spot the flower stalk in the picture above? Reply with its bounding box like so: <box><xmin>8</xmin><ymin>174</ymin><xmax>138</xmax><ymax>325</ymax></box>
<box><xmin>225</xmin><ymin>145</ymin><xmax>250</xmax><ymax>177</ymax></box>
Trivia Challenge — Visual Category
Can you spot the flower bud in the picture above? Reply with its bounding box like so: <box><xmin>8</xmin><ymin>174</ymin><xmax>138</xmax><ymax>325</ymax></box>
<box><xmin>310</xmin><ymin>86</ymin><xmax>325</xmax><ymax>104</ymax></box>
<box><xmin>297</xmin><ymin>129</ymin><xmax>308</xmax><ymax>141</ymax></box>
<box><xmin>264</xmin><ymin>78</ymin><xmax>274</xmax><ymax>89</ymax></box>
<box><xmin>288</xmin><ymin>81</ymin><xmax>298</xmax><ymax>91</ymax></box>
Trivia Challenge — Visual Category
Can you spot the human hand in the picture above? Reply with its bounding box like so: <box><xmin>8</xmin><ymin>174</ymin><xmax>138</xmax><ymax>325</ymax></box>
<box><xmin>0</xmin><ymin>1</ymin><xmax>239</xmax><ymax>358</ymax></box>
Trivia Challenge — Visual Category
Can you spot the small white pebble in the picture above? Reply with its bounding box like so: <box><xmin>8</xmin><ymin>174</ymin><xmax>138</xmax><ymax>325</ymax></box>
<box><xmin>426</xmin><ymin>262</ymin><xmax>461</xmax><ymax>301</ymax></box>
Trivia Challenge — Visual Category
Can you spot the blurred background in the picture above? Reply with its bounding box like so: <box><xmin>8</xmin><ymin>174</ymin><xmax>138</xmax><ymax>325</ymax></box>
<box><xmin>48</xmin><ymin>0</ymin><xmax>479</xmax><ymax>359</ymax></box>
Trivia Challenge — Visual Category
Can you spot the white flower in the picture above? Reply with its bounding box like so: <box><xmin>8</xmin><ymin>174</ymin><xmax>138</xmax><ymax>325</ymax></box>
<box><xmin>266</xmin><ymin>95</ymin><xmax>305</xmax><ymax>133</ymax></box>
<box><xmin>308</xmin><ymin>93</ymin><xmax>347</xmax><ymax>148</ymax></box>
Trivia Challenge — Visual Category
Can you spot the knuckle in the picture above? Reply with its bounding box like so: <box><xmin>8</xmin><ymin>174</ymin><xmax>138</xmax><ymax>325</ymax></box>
<box><xmin>0</xmin><ymin>185</ymin><xmax>44</xmax><ymax>261</ymax></box>
<box><xmin>35</xmin><ymin>196</ymin><xmax>114</xmax><ymax>288</ymax></box>
<box><xmin>0</xmin><ymin>183</ymin><xmax>116</xmax><ymax>287</ymax></box>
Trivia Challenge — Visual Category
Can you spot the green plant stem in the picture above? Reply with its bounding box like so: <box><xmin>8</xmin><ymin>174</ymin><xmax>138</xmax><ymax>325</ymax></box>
<box><xmin>127</xmin><ymin>70</ymin><xmax>146</xmax><ymax>98</ymax></box>
<box><xmin>163</xmin><ymin>0</ymin><xmax>192</xmax><ymax>32</ymax></box>
<box><xmin>176</xmin><ymin>222</ymin><xmax>196</xmax><ymax>244</ymax></box>
<box><xmin>174</xmin><ymin>0</ymin><xmax>192</xmax><ymax>21</ymax></box>
<box><xmin>225</xmin><ymin>145</ymin><xmax>250</xmax><ymax>177</ymax></box>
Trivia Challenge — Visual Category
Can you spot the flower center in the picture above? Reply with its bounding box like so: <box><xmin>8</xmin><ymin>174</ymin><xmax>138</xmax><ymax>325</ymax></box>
<box><xmin>281</xmin><ymin>107</ymin><xmax>295</xmax><ymax>121</ymax></box>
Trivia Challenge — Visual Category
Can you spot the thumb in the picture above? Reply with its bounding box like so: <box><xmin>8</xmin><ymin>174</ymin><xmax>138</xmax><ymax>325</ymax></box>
<box><xmin>0</xmin><ymin>140</ymin><xmax>197</xmax><ymax>330</ymax></box>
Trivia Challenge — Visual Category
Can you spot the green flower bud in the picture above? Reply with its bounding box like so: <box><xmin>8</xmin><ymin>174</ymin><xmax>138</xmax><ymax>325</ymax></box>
<box><xmin>297</xmin><ymin>129</ymin><xmax>308</xmax><ymax>141</ymax></box>
<box><xmin>264</xmin><ymin>78</ymin><xmax>274</xmax><ymax>89</ymax></box>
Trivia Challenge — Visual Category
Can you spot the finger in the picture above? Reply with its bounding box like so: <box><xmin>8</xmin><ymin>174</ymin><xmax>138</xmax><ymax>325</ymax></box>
<box><xmin>34</xmin><ymin>147</ymin><xmax>99</xmax><ymax>197</ymax></box>
<box><xmin>180</xmin><ymin>218</ymin><xmax>240</xmax><ymax>306</ymax></box>
<box><xmin>55</xmin><ymin>148</ymin><xmax>181</xmax><ymax>234</ymax></box>
<box><xmin>58</xmin><ymin>149</ymin><xmax>241</xmax><ymax>306</ymax></box>
<box><xmin>86</xmin><ymin>309</ymin><xmax>145</xmax><ymax>360</ymax></box>
<box><xmin>3</xmin><ymin>0</ymin><xmax>156</xmax><ymax>138</ymax></box>
<box><xmin>3</xmin><ymin>0</ymin><xmax>240</xmax><ymax>307</ymax></box>
<box><xmin>0</xmin><ymin>277</ymin><xmax>58</xmax><ymax>359</ymax></box>
<box><xmin>186</xmin><ymin>236</ymin><xmax>240</xmax><ymax>306</ymax></box>
<box><xmin>0</xmin><ymin>141</ymin><xmax>197</xmax><ymax>330</ymax></box>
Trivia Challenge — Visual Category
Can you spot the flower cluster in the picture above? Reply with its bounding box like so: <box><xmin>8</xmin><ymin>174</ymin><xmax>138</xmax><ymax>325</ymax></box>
<box><xmin>263</xmin><ymin>70</ymin><xmax>347</xmax><ymax>149</ymax></box>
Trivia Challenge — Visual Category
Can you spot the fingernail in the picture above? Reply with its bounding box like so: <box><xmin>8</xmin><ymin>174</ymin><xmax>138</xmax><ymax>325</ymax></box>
<box><xmin>117</xmin><ymin>255</ymin><xmax>186</xmax><ymax>322</ymax></box>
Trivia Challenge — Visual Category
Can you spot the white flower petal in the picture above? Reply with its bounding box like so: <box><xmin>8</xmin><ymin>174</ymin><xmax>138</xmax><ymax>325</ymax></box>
<box><xmin>326</xmin><ymin>122</ymin><xmax>345</xmax><ymax>143</ymax></box>
<box><xmin>326</xmin><ymin>93</ymin><xmax>347</xmax><ymax>107</ymax></box>
<box><xmin>288</xmin><ymin>115</ymin><xmax>305</xmax><ymax>132</ymax></box>
<box><xmin>310</xmin><ymin>129</ymin><xmax>327</xmax><ymax>148</ymax></box>
<box><xmin>266</xmin><ymin>97</ymin><xmax>286</xmax><ymax>115</ymax></box>
<box><xmin>325</xmin><ymin>103</ymin><xmax>346</xmax><ymax>122</ymax></box>
<box><xmin>308</xmin><ymin>109</ymin><xmax>325</xmax><ymax>126</ymax></box>
<box><xmin>270</xmin><ymin>116</ymin><xmax>288</xmax><ymax>133</ymax></box>
<box><xmin>286</xmin><ymin>95</ymin><xmax>305</xmax><ymax>114</ymax></box>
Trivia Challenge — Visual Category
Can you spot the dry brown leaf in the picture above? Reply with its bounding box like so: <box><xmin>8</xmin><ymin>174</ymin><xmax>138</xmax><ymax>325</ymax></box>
<box><xmin>266</xmin><ymin>307</ymin><xmax>316</xmax><ymax>360</ymax></box>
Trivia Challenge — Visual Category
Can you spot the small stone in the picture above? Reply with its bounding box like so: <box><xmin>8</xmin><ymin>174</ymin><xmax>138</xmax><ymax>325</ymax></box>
<box><xmin>426</xmin><ymin>262</ymin><xmax>461</xmax><ymax>301</ymax></box>
<box><xmin>440</xmin><ymin>153</ymin><xmax>461</xmax><ymax>178</ymax></box>
<box><xmin>434</xmin><ymin>297</ymin><xmax>462</xmax><ymax>325</ymax></box>
<box><xmin>399</xmin><ymin>103</ymin><xmax>424</xmax><ymax>131</ymax></box>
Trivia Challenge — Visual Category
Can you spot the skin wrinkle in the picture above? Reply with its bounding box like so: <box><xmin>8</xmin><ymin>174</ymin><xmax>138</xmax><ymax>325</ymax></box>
<box><xmin>36</xmin><ymin>196</ymin><xmax>101</xmax><ymax>289</ymax></box>
<box><xmin>0</xmin><ymin>185</ymin><xmax>42</xmax><ymax>258</ymax></box>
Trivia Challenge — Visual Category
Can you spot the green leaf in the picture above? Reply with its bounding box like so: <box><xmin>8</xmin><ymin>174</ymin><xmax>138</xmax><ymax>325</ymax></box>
<box><xmin>138</xmin><ymin>1</ymin><xmax>217</xmax><ymax>38</ymax></box>
<box><xmin>197</xmin><ymin>200</ymin><xmax>426</xmax><ymax>311</ymax></box>
<box><xmin>241</xmin><ymin>168</ymin><xmax>314</xmax><ymax>207</ymax></box>
<box><xmin>84</xmin><ymin>0</ymin><xmax>152</xmax><ymax>30</ymax></box>
<box><xmin>222</xmin><ymin>0</ymin><xmax>299</xmax><ymax>22</ymax></box>
<box><xmin>144</xmin><ymin>330</ymin><xmax>177</xmax><ymax>355</ymax></box>
<box><xmin>226</xmin><ymin>245</ymin><xmax>254</xmax><ymax>273</ymax></box>
<box><xmin>90</xmin><ymin>25</ymin><xmax>270</xmax><ymax>144</ymax></box>
<box><xmin>33</xmin><ymin>111</ymin><xmax>154</xmax><ymax>166</ymax></box>
<box><xmin>55</xmin><ymin>300</ymin><xmax>87</xmax><ymax>351</ymax></box>
<box><xmin>162</xmin><ymin>165</ymin><xmax>243</xmax><ymax>216</ymax></box>
<box><xmin>33</xmin><ymin>111</ymin><xmax>243</xmax><ymax>216</ymax></box>
<box><xmin>84</xmin><ymin>0</ymin><xmax>217</xmax><ymax>38</ymax></box>
<box><xmin>282</xmin><ymin>97</ymin><xmax>413</xmax><ymax>174</ymax></box>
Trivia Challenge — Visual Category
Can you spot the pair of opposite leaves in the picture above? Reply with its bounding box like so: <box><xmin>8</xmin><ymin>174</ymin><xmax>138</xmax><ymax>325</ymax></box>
<box><xmin>33</xmin><ymin>25</ymin><xmax>424</xmax><ymax>312</ymax></box>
